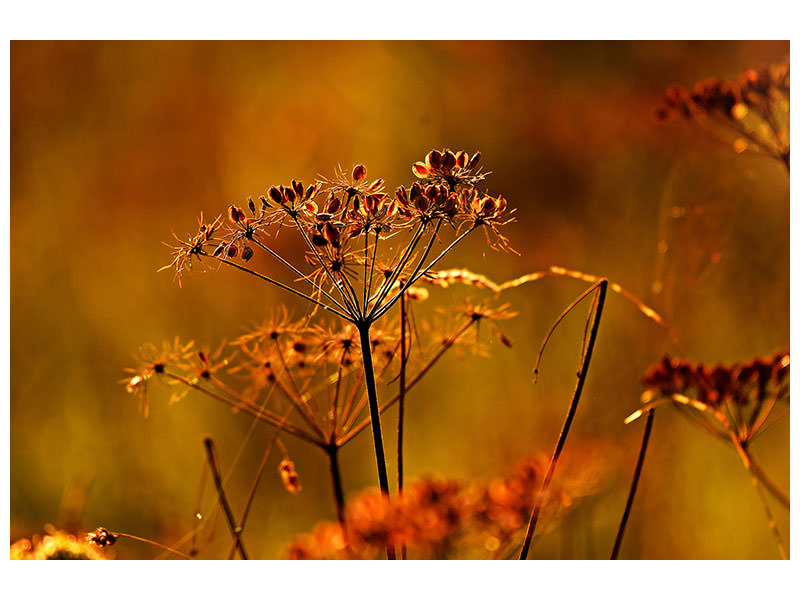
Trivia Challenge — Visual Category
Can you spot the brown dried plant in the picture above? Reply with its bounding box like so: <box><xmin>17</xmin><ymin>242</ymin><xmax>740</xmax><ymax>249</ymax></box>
<box><xmin>137</xmin><ymin>149</ymin><xmax>515</xmax><ymax>559</ymax></box>
<box><xmin>655</xmin><ymin>58</ymin><xmax>790</xmax><ymax>171</ymax></box>
<box><xmin>624</xmin><ymin>352</ymin><xmax>790</xmax><ymax>558</ymax></box>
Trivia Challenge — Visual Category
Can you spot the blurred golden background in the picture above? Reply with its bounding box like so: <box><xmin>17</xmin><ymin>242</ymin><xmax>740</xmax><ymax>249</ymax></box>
<box><xmin>11</xmin><ymin>41</ymin><xmax>789</xmax><ymax>559</ymax></box>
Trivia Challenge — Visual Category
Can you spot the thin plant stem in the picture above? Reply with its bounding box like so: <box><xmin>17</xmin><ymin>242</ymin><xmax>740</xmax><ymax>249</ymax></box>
<box><xmin>211</xmin><ymin>254</ymin><xmax>353</xmax><ymax>321</ymax></box>
<box><xmin>291</xmin><ymin>215</ymin><xmax>361</xmax><ymax>317</ymax></box>
<box><xmin>744</xmin><ymin>447</ymin><xmax>790</xmax><ymax>509</ymax></box>
<box><xmin>249</xmin><ymin>237</ymin><xmax>349</xmax><ymax>313</ymax></box>
<box><xmin>397</xmin><ymin>292</ymin><xmax>408</xmax><ymax>560</ymax></box>
<box><xmin>203</xmin><ymin>437</ymin><xmax>248</xmax><ymax>560</ymax></box>
<box><xmin>611</xmin><ymin>409</ymin><xmax>655</xmax><ymax>559</ymax></box>
<box><xmin>326</xmin><ymin>443</ymin><xmax>348</xmax><ymax>530</ymax></box>
<box><xmin>112</xmin><ymin>531</ymin><xmax>193</xmax><ymax>560</ymax></box>
<box><xmin>368</xmin><ymin>222</ymin><xmax>426</xmax><ymax>309</ymax></box>
<box><xmin>372</xmin><ymin>221</ymin><xmax>475</xmax><ymax>321</ymax></box>
<box><xmin>163</xmin><ymin>372</ymin><xmax>322</xmax><ymax>446</ymax></box>
<box><xmin>225</xmin><ymin>408</ymin><xmax>293</xmax><ymax>560</ymax></box>
<box><xmin>357</xmin><ymin>322</ymin><xmax>396</xmax><ymax>560</ymax></box>
<box><xmin>368</xmin><ymin>219</ymin><xmax>442</xmax><ymax>321</ymax></box>
<box><xmin>519</xmin><ymin>279</ymin><xmax>608</xmax><ymax>560</ymax></box>
<box><xmin>340</xmin><ymin>315</ymin><xmax>477</xmax><ymax>445</ymax></box>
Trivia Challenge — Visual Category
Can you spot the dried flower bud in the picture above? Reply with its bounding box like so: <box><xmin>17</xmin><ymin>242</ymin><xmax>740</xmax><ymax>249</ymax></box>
<box><xmin>226</xmin><ymin>245</ymin><xmax>238</xmax><ymax>258</ymax></box>
<box><xmin>247</xmin><ymin>196</ymin><xmax>256</xmax><ymax>214</ymax></box>
<box><xmin>323</xmin><ymin>222</ymin><xmax>340</xmax><ymax>246</ymax></box>
<box><xmin>87</xmin><ymin>527</ymin><xmax>118</xmax><ymax>548</ymax></box>
<box><xmin>279</xmin><ymin>458</ymin><xmax>302</xmax><ymax>494</ymax></box>
<box><xmin>352</xmin><ymin>164</ymin><xmax>367</xmax><ymax>183</ymax></box>
<box><xmin>242</xmin><ymin>246</ymin><xmax>254</xmax><ymax>261</ymax></box>
<box><xmin>425</xmin><ymin>150</ymin><xmax>443</xmax><ymax>171</ymax></box>
<box><xmin>441</xmin><ymin>150</ymin><xmax>457</xmax><ymax>172</ymax></box>
<box><xmin>292</xmin><ymin>180</ymin><xmax>304</xmax><ymax>199</ymax></box>
<box><xmin>228</xmin><ymin>205</ymin><xmax>246</xmax><ymax>223</ymax></box>
<box><xmin>455</xmin><ymin>150</ymin><xmax>468</xmax><ymax>168</ymax></box>
<box><xmin>325</xmin><ymin>192</ymin><xmax>341</xmax><ymax>214</ymax></box>
<box><xmin>467</xmin><ymin>151</ymin><xmax>481</xmax><ymax>170</ymax></box>
<box><xmin>412</xmin><ymin>162</ymin><xmax>430</xmax><ymax>178</ymax></box>
<box><xmin>269</xmin><ymin>186</ymin><xmax>284</xmax><ymax>204</ymax></box>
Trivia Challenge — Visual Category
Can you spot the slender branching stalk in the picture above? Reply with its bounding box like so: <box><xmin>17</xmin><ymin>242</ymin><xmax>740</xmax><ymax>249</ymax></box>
<box><xmin>203</xmin><ymin>437</ymin><xmax>248</xmax><ymax>560</ymax></box>
<box><xmin>111</xmin><ymin>531</ymin><xmax>194</xmax><ymax>560</ymax></box>
<box><xmin>519</xmin><ymin>279</ymin><xmax>608</xmax><ymax>559</ymax></box>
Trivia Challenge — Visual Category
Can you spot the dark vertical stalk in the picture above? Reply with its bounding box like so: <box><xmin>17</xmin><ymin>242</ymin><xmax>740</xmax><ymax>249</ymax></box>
<box><xmin>203</xmin><ymin>438</ymin><xmax>248</xmax><ymax>560</ymax></box>
<box><xmin>611</xmin><ymin>409</ymin><xmax>655</xmax><ymax>559</ymax></box>
<box><xmin>357</xmin><ymin>322</ymin><xmax>396</xmax><ymax>560</ymax></box>
<box><xmin>397</xmin><ymin>292</ymin><xmax>408</xmax><ymax>559</ymax></box>
<box><xmin>519</xmin><ymin>279</ymin><xmax>607</xmax><ymax>560</ymax></box>
<box><xmin>326</xmin><ymin>443</ymin><xmax>347</xmax><ymax>530</ymax></box>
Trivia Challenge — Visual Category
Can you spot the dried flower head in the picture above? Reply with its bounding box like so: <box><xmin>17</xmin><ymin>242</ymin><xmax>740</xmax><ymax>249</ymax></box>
<box><xmin>655</xmin><ymin>59</ymin><xmax>789</xmax><ymax>169</ymax></box>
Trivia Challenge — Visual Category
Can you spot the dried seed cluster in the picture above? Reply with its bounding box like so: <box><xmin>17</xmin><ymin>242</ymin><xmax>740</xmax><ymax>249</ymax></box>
<box><xmin>655</xmin><ymin>59</ymin><xmax>789</xmax><ymax>167</ymax></box>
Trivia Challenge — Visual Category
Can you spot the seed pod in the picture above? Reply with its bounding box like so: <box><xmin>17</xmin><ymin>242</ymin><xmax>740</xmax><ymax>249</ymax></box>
<box><xmin>480</xmin><ymin>197</ymin><xmax>497</xmax><ymax>218</ymax></box>
<box><xmin>242</xmin><ymin>246</ymin><xmax>254</xmax><ymax>261</ymax></box>
<box><xmin>248</xmin><ymin>196</ymin><xmax>256</xmax><ymax>215</ymax></box>
<box><xmin>425</xmin><ymin>149</ymin><xmax>442</xmax><ymax>171</ymax></box>
<box><xmin>213</xmin><ymin>243</ymin><xmax>225</xmax><ymax>257</ymax></box>
<box><xmin>467</xmin><ymin>151</ymin><xmax>481</xmax><ymax>170</ymax></box>
<box><xmin>441</xmin><ymin>150</ymin><xmax>457</xmax><ymax>172</ymax></box>
<box><xmin>352</xmin><ymin>164</ymin><xmax>367</xmax><ymax>183</ymax></box>
<box><xmin>368</xmin><ymin>178</ymin><xmax>384</xmax><ymax>192</ymax></box>
<box><xmin>311</xmin><ymin>233</ymin><xmax>328</xmax><ymax>247</ymax></box>
<box><xmin>279</xmin><ymin>459</ymin><xmax>302</xmax><ymax>494</ymax></box>
<box><xmin>284</xmin><ymin>187</ymin><xmax>296</xmax><ymax>204</ymax></box>
<box><xmin>226</xmin><ymin>245</ymin><xmax>238</xmax><ymax>258</ymax></box>
<box><xmin>268</xmin><ymin>186</ymin><xmax>284</xmax><ymax>204</ymax></box>
<box><xmin>304</xmin><ymin>183</ymin><xmax>317</xmax><ymax>201</ymax></box>
<box><xmin>455</xmin><ymin>150</ymin><xmax>468</xmax><ymax>168</ymax></box>
<box><xmin>323</xmin><ymin>222</ymin><xmax>340</xmax><ymax>246</ymax></box>
<box><xmin>292</xmin><ymin>180</ymin><xmax>303</xmax><ymax>199</ymax></box>
<box><xmin>412</xmin><ymin>162</ymin><xmax>430</xmax><ymax>178</ymax></box>
<box><xmin>228</xmin><ymin>205</ymin><xmax>245</xmax><ymax>223</ymax></box>
<box><xmin>325</xmin><ymin>192</ymin><xmax>341</xmax><ymax>214</ymax></box>
<box><xmin>498</xmin><ymin>331</ymin><xmax>513</xmax><ymax>348</ymax></box>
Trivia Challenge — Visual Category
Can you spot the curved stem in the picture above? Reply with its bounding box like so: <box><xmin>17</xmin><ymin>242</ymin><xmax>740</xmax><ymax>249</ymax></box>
<box><xmin>357</xmin><ymin>322</ymin><xmax>396</xmax><ymax>560</ymax></box>
<box><xmin>611</xmin><ymin>409</ymin><xmax>655</xmax><ymax>559</ymax></box>
<box><xmin>112</xmin><ymin>531</ymin><xmax>193</xmax><ymax>560</ymax></box>
<box><xmin>203</xmin><ymin>438</ymin><xmax>248</xmax><ymax>559</ymax></box>
<box><xmin>519</xmin><ymin>279</ymin><xmax>607</xmax><ymax>560</ymax></box>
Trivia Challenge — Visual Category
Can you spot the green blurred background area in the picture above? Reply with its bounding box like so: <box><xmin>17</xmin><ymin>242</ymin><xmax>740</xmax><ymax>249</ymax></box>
<box><xmin>10</xmin><ymin>41</ymin><xmax>789</xmax><ymax>559</ymax></box>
